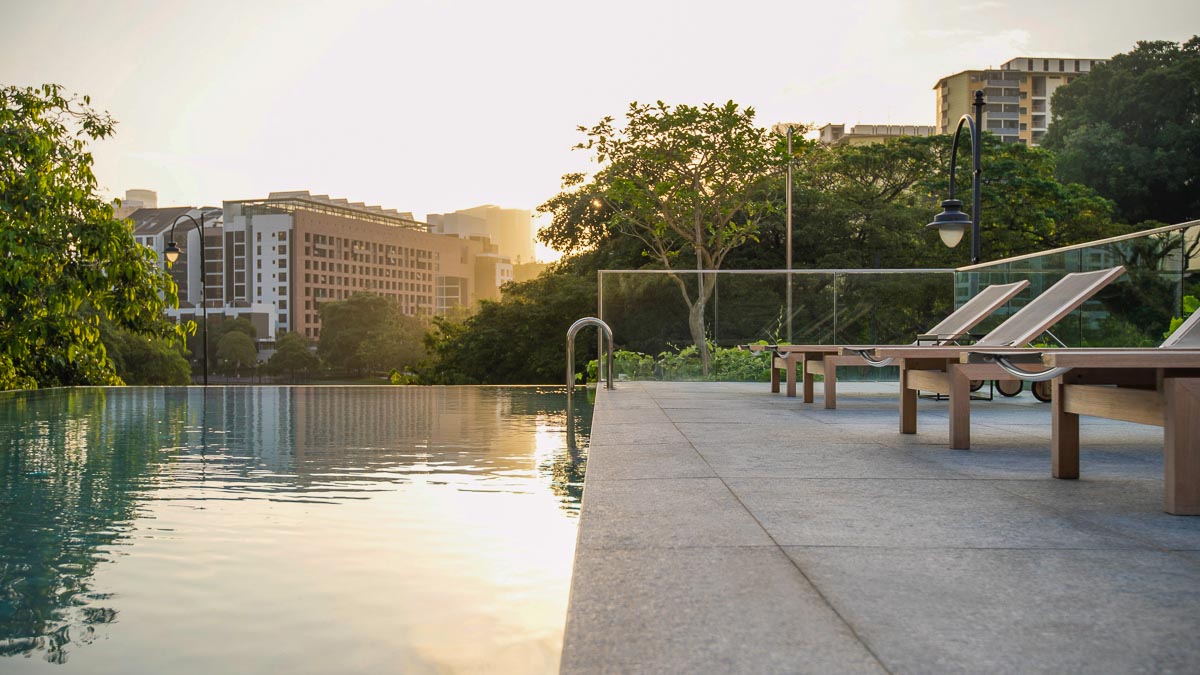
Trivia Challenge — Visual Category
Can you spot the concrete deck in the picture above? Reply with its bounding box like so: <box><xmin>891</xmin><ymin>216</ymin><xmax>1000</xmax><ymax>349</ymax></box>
<box><xmin>561</xmin><ymin>381</ymin><xmax>1200</xmax><ymax>674</ymax></box>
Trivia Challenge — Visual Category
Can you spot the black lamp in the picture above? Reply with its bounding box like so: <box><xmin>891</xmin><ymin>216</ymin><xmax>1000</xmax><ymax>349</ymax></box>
<box><xmin>928</xmin><ymin>90</ymin><xmax>985</xmax><ymax>264</ymax></box>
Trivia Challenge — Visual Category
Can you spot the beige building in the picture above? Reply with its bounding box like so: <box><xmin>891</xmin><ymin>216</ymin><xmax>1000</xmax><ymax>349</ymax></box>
<box><xmin>817</xmin><ymin>123</ymin><xmax>936</xmax><ymax>147</ymax></box>
<box><xmin>220</xmin><ymin>192</ymin><xmax>509</xmax><ymax>341</ymax></box>
<box><xmin>935</xmin><ymin>56</ymin><xmax>1107</xmax><ymax>146</ymax></box>
<box><xmin>427</xmin><ymin>205</ymin><xmax>536</xmax><ymax>264</ymax></box>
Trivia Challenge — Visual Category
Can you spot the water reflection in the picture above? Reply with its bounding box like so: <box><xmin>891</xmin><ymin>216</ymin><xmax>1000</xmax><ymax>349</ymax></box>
<box><xmin>0</xmin><ymin>386</ymin><xmax>592</xmax><ymax>670</ymax></box>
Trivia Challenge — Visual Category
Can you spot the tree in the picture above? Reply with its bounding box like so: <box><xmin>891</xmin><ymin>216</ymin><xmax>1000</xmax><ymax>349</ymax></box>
<box><xmin>102</xmin><ymin>320</ymin><xmax>191</xmax><ymax>385</ymax></box>
<box><xmin>0</xmin><ymin>84</ymin><xmax>180</xmax><ymax>389</ymax></box>
<box><xmin>1042</xmin><ymin>38</ymin><xmax>1200</xmax><ymax>224</ymax></box>
<box><xmin>423</xmin><ymin>274</ymin><xmax>596</xmax><ymax>384</ymax></box>
<box><xmin>264</xmin><ymin>332</ymin><xmax>321</xmax><ymax>382</ymax></box>
<box><xmin>317</xmin><ymin>293</ymin><xmax>426</xmax><ymax>375</ymax></box>
<box><xmin>214</xmin><ymin>330</ymin><xmax>257</xmax><ymax>378</ymax></box>
<box><xmin>540</xmin><ymin>101</ymin><xmax>789</xmax><ymax>374</ymax></box>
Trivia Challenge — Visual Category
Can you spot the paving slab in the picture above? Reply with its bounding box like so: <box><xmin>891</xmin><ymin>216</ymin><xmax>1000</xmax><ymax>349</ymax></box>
<box><xmin>562</xmin><ymin>381</ymin><xmax>1200</xmax><ymax>673</ymax></box>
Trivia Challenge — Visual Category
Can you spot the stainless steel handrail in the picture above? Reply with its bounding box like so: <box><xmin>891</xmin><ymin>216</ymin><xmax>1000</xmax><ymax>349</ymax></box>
<box><xmin>567</xmin><ymin>317</ymin><xmax>614</xmax><ymax>392</ymax></box>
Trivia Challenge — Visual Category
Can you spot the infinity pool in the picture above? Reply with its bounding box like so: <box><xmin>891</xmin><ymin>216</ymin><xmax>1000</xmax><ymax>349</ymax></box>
<box><xmin>0</xmin><ymin>386</ymin><xmax>591</xmax><ymax>673</ymax></box>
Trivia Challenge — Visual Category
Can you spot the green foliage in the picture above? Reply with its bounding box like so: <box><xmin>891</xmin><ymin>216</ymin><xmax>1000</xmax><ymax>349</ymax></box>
<box><xmin>1164</xmin><ymin>295</ymin><xmax>1200</xmax><ymax>339</ymax></box>
<box><xmin>101</xmin><ymin>321</ymin><xmax>191</xmax><ymax>385</ymax></box>
<box><xmin>0</xmin><ymin>84</ymin><xmax>181</xmax><ymax>389</ymax></box>
<box><xmin>214</xmin><ymin>331</ymin><xmax>257</xmax><ymax>377</ymax></box>
<box><xmin>1042</xmin><ymin>37</ymin><xmax>1200</xmax><ymax>224</ymax></box>
<box><xmin>587</xmin><ymin>343</ymin><xmax>771</xmax><ymax>382</ymax></box>
<box><xmin>786</xmin><ymin>134</ymin><xmax>1128</xmax><ymax>269</ymax></box>
<box><xmin>388</xmin><ymin>368</ymin><xmax>419</xmax><ymax>385</ymax></box>
<box><xmin>539</xmin><ymin>101</ymin><xmax>792</xmax><ymax>372</ymax></box>
<box><xmin>264</xmin><ymin>332</ymin><xmax>321</xmax><ymax>381</ymax></box>
<box><xmin>423</xmin><ymin>274</ymin><xmax>596</xmax><ymax>384</ymax></box>
<box><xmin>317</xmin><ymin>294</ymin><xmax>425</xmax><ymax>375</ymax></box>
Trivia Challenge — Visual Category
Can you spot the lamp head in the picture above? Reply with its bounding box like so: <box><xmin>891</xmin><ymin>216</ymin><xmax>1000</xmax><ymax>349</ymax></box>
<box><xmin>164</xmin><ymin>241</ymin><xmax>181</xmax><ymax>265</ymax></box>
<box><xmin>926</xmin><ymin>198</ymin><xmax>971</xmax><ymax>249</ymax></box>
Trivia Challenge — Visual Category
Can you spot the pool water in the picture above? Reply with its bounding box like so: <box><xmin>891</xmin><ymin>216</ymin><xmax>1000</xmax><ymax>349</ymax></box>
<box><xmin>0</xmin><ymin>386</ymin><xmax>592</xmax><ymax>673</ymax></box>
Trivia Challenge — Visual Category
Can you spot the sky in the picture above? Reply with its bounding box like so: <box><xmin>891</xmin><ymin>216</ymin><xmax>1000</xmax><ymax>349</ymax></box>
<box><xmin>2</xmin><ymin>0</ymin><xmax>1198</xmax><ymax>229</ymax></box>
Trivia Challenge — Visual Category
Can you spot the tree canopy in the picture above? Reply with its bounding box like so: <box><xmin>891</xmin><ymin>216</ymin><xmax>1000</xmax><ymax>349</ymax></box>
<box><xmin>0</xmin><ymin>84</ymin><xmax>181</xmax><ymax>389</ymax></box>
<box><xmin>1042</xmin><ymin>37</ymin><xmax>1200</xmax><ymax>225</ymax></box>
<box><xmin>422</xmin><ymin>273</ymin><xmax>596</xmax><ymax>384</ymax></box>
<box><xmin>317</xmin><ymin>293</ymin><xmax>426</xmax><ymax>375</ymax></box>
<box><xmin>264</xmin><ymin>332</ymin><xmax>321</xmax><ymax>382</ymax></box>
<box><xmin>539</xmin><ymin>101</ymin><xmax>789</xmax><ymax>373</ymax></box>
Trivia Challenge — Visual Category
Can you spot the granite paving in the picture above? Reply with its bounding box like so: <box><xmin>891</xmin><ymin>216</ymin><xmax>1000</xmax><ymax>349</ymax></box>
<box><xmin>561</xmin><ymin>381</ymin><xmax>1200</xmax><ymax>674</ymax></box>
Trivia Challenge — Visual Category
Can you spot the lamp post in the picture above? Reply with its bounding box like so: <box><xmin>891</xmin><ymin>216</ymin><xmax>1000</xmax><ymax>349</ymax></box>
<box><xmin>163</xmin><ymin>211</ymin><xmax>208</xmax><ymax>386</ymax></box>
<box><xmin>785</xmin><ymin>124</ymin><xmax>795</xmax><ymax>343</ymax></box>
<box><xmin>927</xmin><ymin>90</ymin><xmax>985</xmax><ymax>264</ymax></box>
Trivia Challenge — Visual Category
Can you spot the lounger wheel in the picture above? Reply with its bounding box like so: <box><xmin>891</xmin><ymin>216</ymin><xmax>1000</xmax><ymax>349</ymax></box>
<box><xmin>969</xmin><ymin>379</ymin><xmax>985</xmax><ymax>392</ymax></box>
<box><xmin>995</xmin><ymin>379</ymin><xmax>1023</xmax><ymax>397</ymax></box>
<box><xmin>1031</xmin><ymin>380</ymin><xmax>1052</xmax><ymax>403</ymax></box>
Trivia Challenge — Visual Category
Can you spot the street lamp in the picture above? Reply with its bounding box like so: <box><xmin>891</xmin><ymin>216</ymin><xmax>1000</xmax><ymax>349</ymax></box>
<box><xmin>777</xmin><ymin>122</ymin><xmax>804</xmax><ymax>343</ymax></box>
<box><xmin>928</xmin><ymin>90</ymin><xmax>985</xmax><ymax>264</ymax></box>
<box><xmin>164</xmin><ymin>211</ymin><xmax>209</xmax><ymax>386</ymax></box>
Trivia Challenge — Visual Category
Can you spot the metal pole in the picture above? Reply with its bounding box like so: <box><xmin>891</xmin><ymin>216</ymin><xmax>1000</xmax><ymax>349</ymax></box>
<box><xmin>169</xmin><ymin>213</ymin><xmax>208</xmax><ymax>386</ymax></box>
<box><xmin>786</xmin><ymin>125</ymin><xmax>793</xmax><ymax>343</ymax></box>
<box><xmin>198</xmin><ymin>211</ymin><xmax>208</xmax><ymax>386</ymax></box>
<box><xmin>971</xmin><ymin>90</ymin><xmax>984</xmax><ymax>266</ymax></box>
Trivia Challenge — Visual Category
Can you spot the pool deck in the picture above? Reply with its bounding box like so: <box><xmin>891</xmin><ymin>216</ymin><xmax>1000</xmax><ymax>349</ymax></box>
<box><xmin>561</xmin><ymin>381</ymin><xmax>1200</xmax><ymax>673</ymax></box>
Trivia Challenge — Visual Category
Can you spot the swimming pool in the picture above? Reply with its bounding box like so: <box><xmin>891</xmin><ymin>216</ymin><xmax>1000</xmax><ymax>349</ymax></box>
<box><xmin>0</xmin><ymin>386</ymin><xmax>592</xmax><ymax>673</ymax></box>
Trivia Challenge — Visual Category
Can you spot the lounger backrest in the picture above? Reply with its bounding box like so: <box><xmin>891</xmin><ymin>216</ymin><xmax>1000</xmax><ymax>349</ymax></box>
<box><xmin>975</xmin><ymin>266</ymin><xmax>1126</xmax><ymax>347</ymax></box>
<box><xmin>919</xmin><ymin>280</ymin><xmax>1030</xmax><ymax>344</ymax></box>
<box><xmin>1162</xmin><ymin>306</ymin><xmax>1200</xmax><ymax>348</ymax></box>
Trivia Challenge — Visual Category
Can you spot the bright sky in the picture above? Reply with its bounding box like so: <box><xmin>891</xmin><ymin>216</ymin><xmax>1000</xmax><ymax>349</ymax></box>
<box><xmin>2</xmin><ymin>0</ymin><xmax>1197</xmax><ymax>226</ymax></box>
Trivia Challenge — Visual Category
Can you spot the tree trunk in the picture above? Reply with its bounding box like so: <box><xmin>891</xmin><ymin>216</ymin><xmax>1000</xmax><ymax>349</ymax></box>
<box><xmin>688</xmin><ymin>297</ymin><xmax>710</xmax><ymax>376</ymax></box>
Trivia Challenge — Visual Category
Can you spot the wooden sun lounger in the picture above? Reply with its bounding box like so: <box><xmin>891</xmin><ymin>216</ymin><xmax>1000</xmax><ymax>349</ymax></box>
<box><xmin>741</xmin><ymin>280</ymin><xmax>1029</xmax><ymax>409</ymax></box>
<box><xmin>964</xmin><ymin>310</ymin><xmax>1200</xmax><ymax>515</ymax></box>
<box><xmin>845</xmin><ymin>266</ymin><xmax>1127</xmax><ymax>450</ymax></box>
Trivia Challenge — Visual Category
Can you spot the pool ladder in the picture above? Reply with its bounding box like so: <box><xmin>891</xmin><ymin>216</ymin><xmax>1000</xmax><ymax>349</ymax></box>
<box><xmin>566</xmin><ymin>317</ymin><xmax>614</xmax><ymax>393</ymax></box>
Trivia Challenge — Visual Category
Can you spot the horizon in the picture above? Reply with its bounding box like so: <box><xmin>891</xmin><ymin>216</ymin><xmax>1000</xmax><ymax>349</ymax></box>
<box><xmin>2</xmin><ymin>0</ymin><xmax>1197</xmax><ymax>226</ymax></box>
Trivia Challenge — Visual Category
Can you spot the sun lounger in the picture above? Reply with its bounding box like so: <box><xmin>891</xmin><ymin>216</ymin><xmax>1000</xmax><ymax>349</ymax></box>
<box><xmin>964</xmin><ymin>309</ymin><xmax>1200</xmax><ymax>514</ymax></box>
<box><xmin>845</xmin><ymin>266</ymin><xmax>1126</xmax><ymax>450</ymax></box>
<box><xmin>742</xmin><ymin>279</ymin><xmax>1029</xmax><ymax>408</ymax></box>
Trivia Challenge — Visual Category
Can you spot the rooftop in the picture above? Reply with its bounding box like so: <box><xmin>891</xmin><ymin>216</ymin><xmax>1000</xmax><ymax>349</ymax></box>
<box><xmin>225</xmin><ymin>190</ymin><xmax>424</xmax><ymax>229</ymax></box>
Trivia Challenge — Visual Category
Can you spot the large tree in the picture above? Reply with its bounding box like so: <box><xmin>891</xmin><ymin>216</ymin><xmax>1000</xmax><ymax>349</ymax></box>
<box><xmin>264</xmin><ymin>332</ymin><xmax>321</xmax><ymax>382</ymax></box>
<box><xmin>1042</xmin><ymin>37</ymin><xmax>1200</xmax><ymax>225</ymax></box>
<box><xmin>423</xmin><ymin>273</ymin><xmax>596</xmax><ymax>384</ymax></box>
<box><xmin>0</xmin><ymin>85</ymin><xmax>181</xmax><ymax>389</ymax></box>
<box><xmin>317</xmin><ymin>293</ymin><xmax>426</xmax><ymax>375</ymax></box>
<box><xmin>540</xmin><ymin>101</ymin><xmax>789</xmax><ymax>374</ymax></box>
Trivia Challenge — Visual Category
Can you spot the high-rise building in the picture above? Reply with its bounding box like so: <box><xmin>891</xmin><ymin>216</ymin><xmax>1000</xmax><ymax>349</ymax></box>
<box><xmin>113</xmin><ymin>188</ymin><xmax>158</xmax><ymax>219</ymax></box>
<box><xmin>130</xmin><ymin>206</ymin><xmax>279</xmax><ymax>343</ymax></box>
<box><xmin>427</xmin><ymin>205</ymin><xmax>536</xmax><ymax>264</ymax></box>
<box><xmin>221</xmin><ymin>192</ymin><xmax>510</xmax><ymax>341</ymax></box>
<box><xmin>934</xmin><ymin>57</ymin><xmax>1107</xmax><ymax>146</ymax></box>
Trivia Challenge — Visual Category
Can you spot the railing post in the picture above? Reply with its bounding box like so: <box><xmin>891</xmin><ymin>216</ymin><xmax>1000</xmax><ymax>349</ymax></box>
<box><xmin>567</xmin><ymin>317</ymin><xmax>614</xmax><ymax>397</ymax></box>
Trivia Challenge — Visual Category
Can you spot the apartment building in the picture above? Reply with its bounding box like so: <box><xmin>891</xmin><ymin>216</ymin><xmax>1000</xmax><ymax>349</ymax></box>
<box><xmin>817</xmin><ymin>123</ymin><xmax>936</xmax><ymax>147</ymax></box>
<box><xmin>934</xmin><ymin>57</ymin><xmax>1107</xmax><ymax>146</ymax></box>
<box><xmin>130</xmin><ymin>206</ymin><xmax>279</xmax><ymax>342</ymax></box>
<box><xmin>221</xmin><ymin>191</ymin><xmax>509</xmax><ymax>341</ymax></box>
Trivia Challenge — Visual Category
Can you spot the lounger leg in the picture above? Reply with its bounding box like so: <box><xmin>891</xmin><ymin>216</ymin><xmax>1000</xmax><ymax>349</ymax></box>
<box><xmin>948</xmin><ymin>365</ymin><xmax>971</xmax><ymax>450</ymax></box>
<box><xmin>1051</xmin><ymin>378</ymin><xmax>1080</xmax><ymax>479</ymax></box>
<box><xmin>1164</xmin><ymin>378</ymin><xmax>1200</xmax><ymax>515</ymax></box>
<box><xmin>802</xmin><ymin>356</ymin><xmax>815</xmax><ymax>403</ymax></box>
<box><xmin>785</xmin><ymin>356</ymin><xmax>797</xmax><ymax>398</ymax></box>
<box><xmin>824</xmin><ymin>362</ymin><xmax>837</xmax><ymax>410</ymax></box>
<box><xmin>770</xmin><ymin>360</ymin><xmax>780</xmax><ymax>394</ymax></box>
<box><xmin>900</xmin><ymin>361</ymin><xmax>917</xmax><ymax>434</ymax></box>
